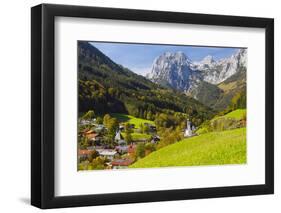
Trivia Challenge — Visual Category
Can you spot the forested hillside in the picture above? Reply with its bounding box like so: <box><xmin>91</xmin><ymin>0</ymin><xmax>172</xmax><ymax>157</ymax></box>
<box><xmin>78</xmin><ymin>41</ymin><xmax>213</xmax><ymax>125</ymax></box>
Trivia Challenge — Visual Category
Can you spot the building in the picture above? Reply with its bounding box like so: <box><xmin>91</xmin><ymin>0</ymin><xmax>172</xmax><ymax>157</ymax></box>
<box><xmin>128</xmin><ymin>144</ymin><xmax>136</xmax><ymax>155</ymax></box>
<box><xmin>83</xmin><ymin>129</ymin><xmax>94</xmax><ymax>136</ymax></box>
<box><xmin>96</xmin><ymin>149</ymin><xmax>118</xmax><ymax>160</ymax></box>
<box><xmin>115</xmin><ymin>145</ymin><xmax>128</xmax><ymax>154</ymax></box>
<box><xmin>184</xmin><ymin>119</ymin><xmax>195</xmax><ymax>137</ymax></box>
<box><xmin>115</xmin><ymin>139</ymin><xmax>128</xmax><ymax>154</ymax></box>
<box><xmin>93</xmin><ymin>124</ymin><xmax>105</xmax><ymax>133</ymax></box>
<box><xmin>78</xmin><ymin>149</ymin><xmax>92</xmax><ymax>161</ymax></box>
<box><xmin>119</xmin><ymin>125</ymin><xmax>125</xmax><ymax>131</ymax></box>
<box><xmin>79</xmin><ymin>119</ymin><xmax>91</xmax><ymax>126</ymax></box>
<box><xmin>151</xmin><ymin>135</ymin><xmax>160</xmax><ymax>144</ymax></box>
<box><xmin>144</xmin><ymin>123</ymin><xmax>156</xmax><ymax>131</ymax></box>
<box><xmin>111</xmin><ymin>159</ymin><xmax>134</xmax><ymax>169</ymax></box>
<box><xmin>85</xmin><ymin>132</ymin><xmax>99</xmax><ymax>141</ymax></box>
<box><xmin>114</xmin><ymin>130</ymin><xmax>124</xmax><ymax>142</ymax></box>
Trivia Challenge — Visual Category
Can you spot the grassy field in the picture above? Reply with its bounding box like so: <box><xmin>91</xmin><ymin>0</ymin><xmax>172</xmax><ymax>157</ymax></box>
<box><xmin>131</xmin><ymin>133</ymin><xmax>151</xmax><ymax>140</ymax></box>
<box><xmin>212</xmin><ymin>109</ymin><xmax>246</xmax><ymax>121</ymax></box>
<box><xmin>111</xmin><ymin>113</ymin><xmax>154</xmax><ymax>128</ymax></box>
<box><xmin>223</xmin><ymin>109</ymin><xmax>246</xmax><ymax>120</ymax></box>
<box><xmin>121</xmin><ymin>132</ymin><xmax>151</xmax><ymax>141</ymax></box>
<box><xmin>196</xmin><ymin>109</ymin><xmax>246</xmax><ymax>135</ymax></box>
<box><xmin>130</xmin><ymin>128</ymin><xmax>246</xmax><ymax>168</ymax></box>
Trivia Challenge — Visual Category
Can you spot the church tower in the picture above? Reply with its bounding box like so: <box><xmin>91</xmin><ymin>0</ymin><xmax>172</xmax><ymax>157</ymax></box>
<box><xmin>184</xmin><ymin>119</ymin><xmax>193</xmax><ymax>137</ymax></box>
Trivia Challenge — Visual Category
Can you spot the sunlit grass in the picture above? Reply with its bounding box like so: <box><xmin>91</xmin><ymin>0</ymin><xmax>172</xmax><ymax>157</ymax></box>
<box><xmin>111</xmin><ymin>113</ymin><xmax>154</xmax><ymax>128</ymax></box>
<box><xmin>130</xmin><ymin>128</ymin><xmax>246</xmax><ymax>168</ymax></box>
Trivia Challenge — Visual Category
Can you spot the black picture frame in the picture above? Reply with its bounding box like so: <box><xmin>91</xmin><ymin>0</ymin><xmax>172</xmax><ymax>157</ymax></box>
<box><xmin>31</xmin><ymin>3</ymin><xmax>274</xmax><ymax>209</ymax></box>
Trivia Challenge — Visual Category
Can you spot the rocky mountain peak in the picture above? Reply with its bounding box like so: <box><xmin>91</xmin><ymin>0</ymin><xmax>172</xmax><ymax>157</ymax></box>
<box><xmin>147</xmin><ymin>48</ymin><xmax>247</xmax><ymax>96</ymax></box>
<box><xmin>201</xmin><ymin>55</ymin><xmax>215</xmax><ymax>65</ymax></box>
<box><xmin>159</xmin><ymin>51</ymin><xmax>191</xmax><ymax>64</ymax></box>
<box><xmin>148</xmin><ymin>51</ymin><xmax>197</xmax><ymax>91</ymax></box>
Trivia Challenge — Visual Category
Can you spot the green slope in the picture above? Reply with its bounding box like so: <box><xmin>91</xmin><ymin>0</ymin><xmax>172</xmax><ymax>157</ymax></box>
<box><xmin>212</xmin><ymin>109</ymin><xmax>246</xmax><ymax>121</ymax></box>
<box><xmin>189</xmin><ymin>80</ymin><xmax>223</xmax><ymax>109</ymax></box>
<box><xmin>213</xmin><ymin>67</ymin><xmax>246</xmax><ymax>110</ymax></box>
<box><xmin>196</xmin><ymin>109</ymin><xmax>246</xmax><ymax>135</ymax></box>
<box><xmin>111</xmin><ymin>113</ymin><xmax>154</xmax><ymax>128</ymax></box>
<box><xmin>130</xmin><ymin>128</ymin><xmax>246</xmax><ymax>168</ymax></box>
<box><xmin>112</xmin><ymin>113</ymin><xmax>153</xmax><ymax>141</ymax></box>
<box><xmin>220</xmin><ymin>109</ymin><xmax>246</xmax><ymax>120</ymax></box>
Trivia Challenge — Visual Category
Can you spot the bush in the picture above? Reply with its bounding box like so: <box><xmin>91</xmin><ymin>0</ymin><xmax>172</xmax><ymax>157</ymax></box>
<box><xmin>136</xmin><ymin>143</ymin><xmax>146</xmax><ymax>159</ymax></box>
<box><xmin>87</xmin><ymin>150</ymin><xmax>99</xmax><ymax>162</ymax></box>
<box><xmin>91</xmin><ymin>156</ymin><xmax>108</xmax><ymax>170</ymax></box>
<box><xmin>145</xmin><ymin>143</ymin><xmax>156</xmax><ymax>156</ymax></box>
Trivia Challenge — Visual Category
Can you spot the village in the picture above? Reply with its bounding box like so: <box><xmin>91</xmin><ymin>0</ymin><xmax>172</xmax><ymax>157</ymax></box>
<box><xmin>78</xmin><ymin>113</ymin><xmax>196</xmax><ymax>170</ymax></box>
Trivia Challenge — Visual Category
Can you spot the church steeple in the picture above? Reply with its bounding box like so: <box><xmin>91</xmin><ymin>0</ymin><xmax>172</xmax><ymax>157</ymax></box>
<box><xmin>184</xmin><ymin>119</ymin><xmax>193</xmax><ymax>137</ymax></box>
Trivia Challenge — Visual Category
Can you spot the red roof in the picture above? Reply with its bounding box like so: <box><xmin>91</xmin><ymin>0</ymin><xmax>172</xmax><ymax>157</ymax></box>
<box><xmin>84</xmin><ymin>129</ymin><xmax>95</xmax><ymax>135</ymax></box>
<box><xmin>78</xmin><ymin>149</ymin><xmax>92</xmax><ymax>155</ymax></box>
<box><xmin>86</xmin><ymin>133</ymin><xmax>99</xmax><ymax>139</ymax></box>
<box><xmin>111</xmin><ymin>159</ymin><xmax>134</xmax><ymax>166</ymax></box>
<box><xmin>128</xmin><ymin>145</ymin><xmax>136</xmax><ymax>154</ymax></box>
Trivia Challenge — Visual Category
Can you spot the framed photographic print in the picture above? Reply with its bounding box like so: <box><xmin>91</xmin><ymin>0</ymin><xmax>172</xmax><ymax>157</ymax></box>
<box><xmin>31</xmin><ymin>3</ymin><xmax>274</xmax><ymax>209</ymax></box>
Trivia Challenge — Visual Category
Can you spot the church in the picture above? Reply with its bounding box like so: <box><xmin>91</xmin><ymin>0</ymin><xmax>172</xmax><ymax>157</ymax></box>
<box><xmin>184</xmin><ymin>119</ymin><xmax>195</xmax><ymax>137</ymax></box>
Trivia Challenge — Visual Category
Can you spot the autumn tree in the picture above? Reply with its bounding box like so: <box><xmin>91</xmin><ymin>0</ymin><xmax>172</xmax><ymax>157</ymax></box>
<box><xmin>103</xmin><ymin>114</ymin><xmax>119</xmax><ymax>143</ymax></box>
<box><xmin>103</xmin><ymin>114</ymin><xmax>111</xmax><ymax>127</ymax></box>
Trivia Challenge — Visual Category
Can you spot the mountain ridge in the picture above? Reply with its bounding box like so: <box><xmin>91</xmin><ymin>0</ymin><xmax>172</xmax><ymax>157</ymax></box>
<box><xmin>78</xmin><ymin>41</ymin><xmax>214</xmax><ymax>125</ymax></box>
<box><xmin>147</xmin><ymin>49</ymin><xmax>247</xmax><ymax>110</ymax></box>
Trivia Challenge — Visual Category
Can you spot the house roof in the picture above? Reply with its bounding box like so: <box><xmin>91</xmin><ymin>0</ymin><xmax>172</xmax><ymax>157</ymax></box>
<box><xmin>85</xmin><ymin>129</ymin><xmax>95</xmax><ymax>135</ymax></box>
<box><xmin>115</xmin><ymin>145</ymin><xmax>128</xmax><ymax>151</ymax></box>
<box><xmin>111</xmin><ymin>159</ymin><xmax>134</xmax><ymax>166</ymax></box>
<box><xmin>78</xmin><ymin>149</ymin><xmax>92</xmax><ymax>155</ymax></box>
<box><xmin>117</xmin><ymin>139</ymin><xmax>126</xmax><ymax>145</ymax></box>
<box><xmin>86</xmin><ymin>133</ymin><xmax>99</xmax><ymax>140</ymax></box>
<box><xmin>115</xmin><ymin>130</ymin><xmax>123</xmax><ymax>141</ymax></box>
<box><xmin>128</xmin><ymin>145</ymin><xmax>136</xmax><ymax>153</ymax></box>
<box><xmin>80</xmin><ymin>128</ymin><xmax>89</xmax><ymax>133</ymax></box>
<box><xmin>97</xmin><ymin>149</ymin><xmax>117</xmax><ymax>156</ymax></box>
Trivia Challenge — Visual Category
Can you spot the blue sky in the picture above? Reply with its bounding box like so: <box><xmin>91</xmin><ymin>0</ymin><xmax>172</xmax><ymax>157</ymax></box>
<box><xmin>90</xmin><ymin>41</ymin><xmax>241</xmax><ymax>76</ymax></box>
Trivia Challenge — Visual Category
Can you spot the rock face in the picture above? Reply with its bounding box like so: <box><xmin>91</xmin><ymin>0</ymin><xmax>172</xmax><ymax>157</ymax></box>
<box><xmin>146</xmin><ymin>49</ymin><xmax>247</xmax><ymax>109</ymax></box>
<box><xmin>148</xmin><ymin>52</ymin><xmax>195</xmax><ymax>91</ymax></box>
<box><xmin>194</xmin><ymin>49</ymin><xmax>247</xmax><ymax>84</ymax></box>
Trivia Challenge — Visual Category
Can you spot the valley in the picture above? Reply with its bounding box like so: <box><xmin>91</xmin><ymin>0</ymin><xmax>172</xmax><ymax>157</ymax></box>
<box><xmin>77</xmin><ymin>41</ymin><xmax>247</xmax><ymax>170</ymax></box>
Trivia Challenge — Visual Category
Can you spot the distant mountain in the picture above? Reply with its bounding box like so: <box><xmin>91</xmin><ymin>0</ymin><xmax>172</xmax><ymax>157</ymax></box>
<box><xmin>147</xmin><ymin>52</ymin><xmax>200</xmax><ymax>92</ymax></box>
<box><xmin>147</xmin><ymin>49</ymin><xmax>247</xmax><ymax>110</ymax></box>
<box><xmin>194</xmin><ymin>49</ymin><xmax>247</xmax><ymax>84</ymax></box>
<box><xmin>78</xmin><ymin>41</ymin><xmax>213</xmax><ymax>125</ymax></box>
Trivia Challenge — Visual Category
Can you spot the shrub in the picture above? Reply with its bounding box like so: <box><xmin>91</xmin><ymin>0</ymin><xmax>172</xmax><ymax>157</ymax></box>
<box><xmin>136</xmin><ymin>143</ymin><xmax>146</xmax><ymax>159</ymax></box>
<box><xmin>210</xmin><ymin>117</ymin><xmax>240</xmax><ymax>131</ymax></box>
<box><xmin>145</xmin><ymin>143</ymin><xmax>156</xmax><ymax>156</ymax></box>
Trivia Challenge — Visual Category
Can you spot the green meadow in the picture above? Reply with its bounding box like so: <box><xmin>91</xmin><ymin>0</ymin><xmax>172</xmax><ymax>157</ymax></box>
<box><xmin>215</xmin><ymin>109</ymin><xmax>246</xmax><ymax>120</ymax></box>
<box><xmin>111</xmin><ymin>113</ymin><xmax>155</xmax><ymax>128</ymax></box>
<box><xmin>130</xmin><ymin>128</ymin><xmax>246</xmax><ymax>168</ymax></box>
